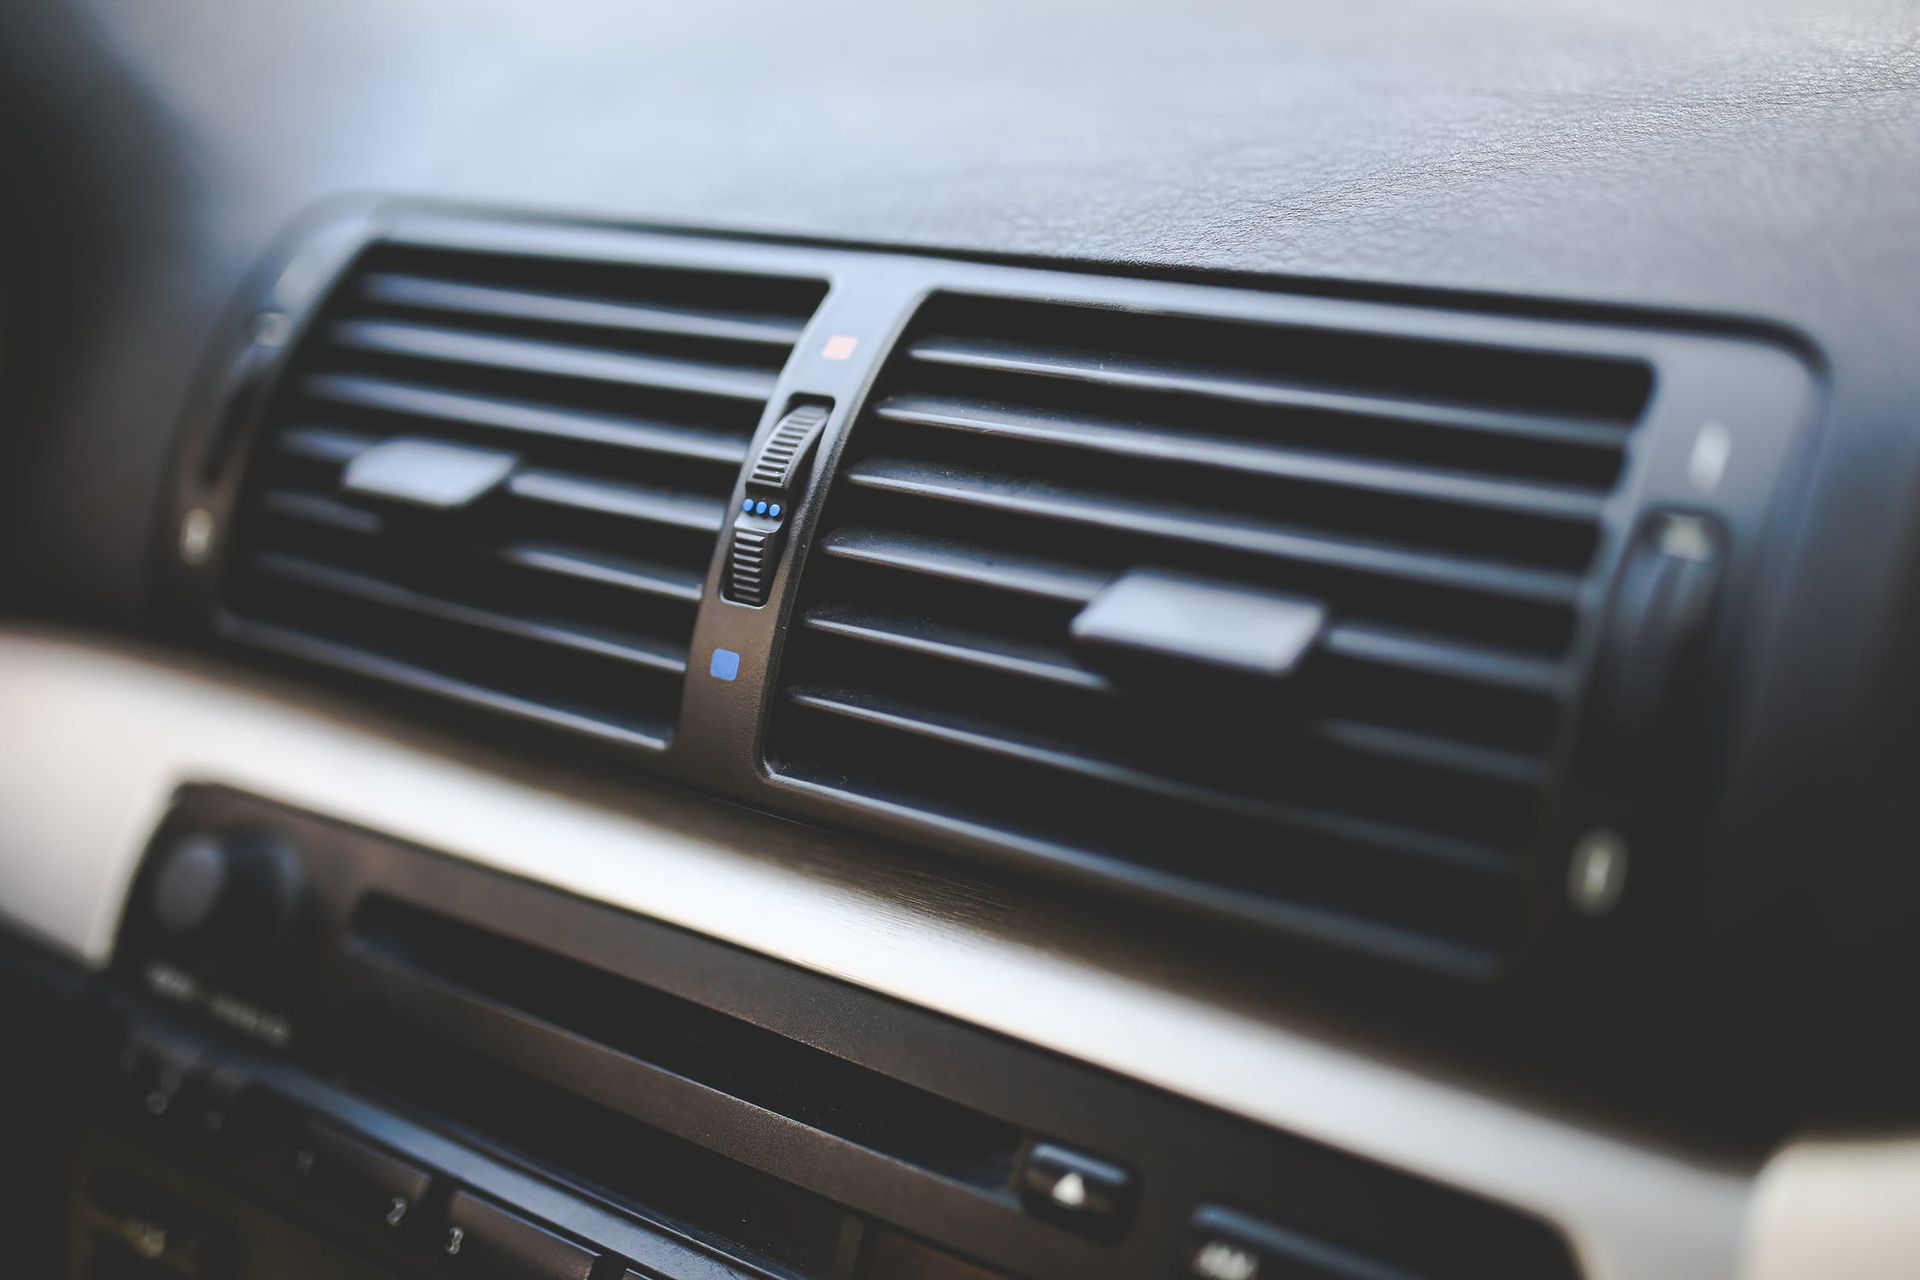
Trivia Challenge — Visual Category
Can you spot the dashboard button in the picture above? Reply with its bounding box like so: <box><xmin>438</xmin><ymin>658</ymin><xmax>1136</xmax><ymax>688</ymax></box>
<box><xmin>1016</xmin><ymin>1142</ymin><xmax>1134</xmax><ymax>1241</ymax></box>
<box><xmin>147</xmin><ymin>829</ymin><xmax>307</xmax><ymax>972</ymax></box>
<box><xmin>293</xmin><ymin>1122</ymin><xmax>433</xmax><ymax>1240</ymax></box>
<box><xmin>111</xmin><ymin>1032</ymin><xmax>199</xmax><ymax>1124</ymax></box>
<box><xmin>191</xmin><ymin>1065</ymin><xmax>252</xmax><ymax>1144</ymax></box>
<box><xmin>1186</xmin><ymin>1205</ymin><xmax>1384</xmax><ymax>1280</ymax></box>
<box><xmin>863</xmin><ymin>1229</ymin><xmax>1012</xmax><ymax>1278</ymax></box>
<box><xmin>442</xmin><ymin>1191</ymin><xmax>597</xmax><ymax>1280</ymax></box>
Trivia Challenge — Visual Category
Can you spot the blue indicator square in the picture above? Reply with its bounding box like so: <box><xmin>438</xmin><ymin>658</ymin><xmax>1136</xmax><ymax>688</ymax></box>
<box><xmin>708</xmin><ymin>647</ymin><xmax>742</xmax><ymax>682</ymax></box>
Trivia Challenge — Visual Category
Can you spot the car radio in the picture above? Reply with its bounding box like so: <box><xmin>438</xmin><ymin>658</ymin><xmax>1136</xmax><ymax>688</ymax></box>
<box><xmin>44</xmin><ymin>785</ymin><xmax>1582</xmax><ymax>1280</ymax></box>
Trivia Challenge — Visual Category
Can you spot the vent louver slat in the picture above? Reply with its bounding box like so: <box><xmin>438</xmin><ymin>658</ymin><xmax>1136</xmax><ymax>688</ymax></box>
<box><xmin>220</xmin><ymin>241</ymin><xmax>824</xmax><ymax>748</ymax></box>
<box><xmin>771</xmin><ymin>295</ymin><xmax>1653</xmax><ymax>974</ymax></box>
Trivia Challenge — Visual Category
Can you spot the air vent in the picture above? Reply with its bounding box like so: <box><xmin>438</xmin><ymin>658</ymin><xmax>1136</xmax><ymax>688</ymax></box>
<box><xmin>770</xmin><ymin>295</ymin><xmax>1654</xmax><ymax>974</ymax></box>
<box><xmin>218</xmin><ymin>241</ymin><xmax>825</xmax><ymax>748</ymax></box>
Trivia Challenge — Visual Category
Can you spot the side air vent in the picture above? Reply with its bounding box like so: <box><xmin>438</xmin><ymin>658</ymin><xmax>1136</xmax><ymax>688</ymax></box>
<box><xmin>218</xmin><ymin>241</ymin><xmax>825</xmax><ymax>748</ymax></box>
<box><xmin>770</xmin><ymin>295</ymin><xmax>1654</xmax><ymax>974</ymax></box>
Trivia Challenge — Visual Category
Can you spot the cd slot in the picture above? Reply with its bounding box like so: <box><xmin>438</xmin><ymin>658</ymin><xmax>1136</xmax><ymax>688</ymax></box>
<box><xmin>338</xmin><ymin>1016</ymin><xmax>856</xmax><ymax>1277</ymax></box>
<box><xmin>339</xmin><ymin>894</ymin><xmax>1029</xmax><ymax>1246</ymax></box>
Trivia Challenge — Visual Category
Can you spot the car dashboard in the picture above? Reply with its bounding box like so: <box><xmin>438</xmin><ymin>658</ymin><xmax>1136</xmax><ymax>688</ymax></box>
<box><xmin>2</xmin><ymin>4</ymin><xmax>1919</xmax><ymax>1279</ymax></box>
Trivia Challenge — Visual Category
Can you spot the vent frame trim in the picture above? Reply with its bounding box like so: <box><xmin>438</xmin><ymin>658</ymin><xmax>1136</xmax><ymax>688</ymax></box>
<box><xmin>166</xmin><ymin>205</ymin><xmax>1817</xmax><ymax>987</ymax></box>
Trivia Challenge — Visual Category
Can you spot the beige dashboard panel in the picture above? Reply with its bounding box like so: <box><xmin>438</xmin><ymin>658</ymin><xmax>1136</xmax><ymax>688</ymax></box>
<box><xmin>1743</xmin><ymin>1136</ymin><xmax>1920</xmax><ymax>1279</ymax></box>
<box><xmin>0</xmin><ymin>626</ymin><xmax>1763</xmax><ymax>1279</ymax></box>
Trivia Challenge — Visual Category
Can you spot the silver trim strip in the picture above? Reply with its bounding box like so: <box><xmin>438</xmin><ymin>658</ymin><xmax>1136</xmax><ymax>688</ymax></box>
<box><xmin>0</xmin><ymin>628</ymin><xmax>1753</xmax><ymax>1278</ymax></box>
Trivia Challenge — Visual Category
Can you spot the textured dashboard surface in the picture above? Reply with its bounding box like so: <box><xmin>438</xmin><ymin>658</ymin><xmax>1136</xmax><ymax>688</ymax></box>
<box><xmin>40</xmin><ymin>0</ymin><xmax>1920</xmax><ymax>310</ymax></box>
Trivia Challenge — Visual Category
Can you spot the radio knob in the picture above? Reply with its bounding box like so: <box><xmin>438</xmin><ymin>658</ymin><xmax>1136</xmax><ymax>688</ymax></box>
<box><xmin>150</xmin><ymin>829</ymin><xmax>305</xmax><ymax>968</ymax></box>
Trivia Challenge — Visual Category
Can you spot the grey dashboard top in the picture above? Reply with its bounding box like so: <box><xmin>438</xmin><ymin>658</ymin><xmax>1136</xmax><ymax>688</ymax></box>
<box><xmin>4</xmin><ymin>0</ymin><xmax>1917</xmax><ymax>610</ymax></box>
<box><xmin>36</xmin><ymin>0</ymin><xmax>1920</xmax><ymax>313</ymax></box>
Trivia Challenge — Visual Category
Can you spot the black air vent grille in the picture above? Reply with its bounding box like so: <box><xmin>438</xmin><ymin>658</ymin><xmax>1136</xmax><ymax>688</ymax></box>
<box><xmin>771</xmin><ymin>295</ymin><xmax>1653</xmax><ymax>974</ymax></box>
<box><xmin>220</xmin><ymin>242</ymin><xmax>824</xmax><ymax>748</ymax></box>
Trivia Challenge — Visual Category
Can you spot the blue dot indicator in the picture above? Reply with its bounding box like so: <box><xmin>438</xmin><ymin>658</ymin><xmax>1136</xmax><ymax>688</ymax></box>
<box><xmin>768</xmin><ymin>504</ymin><xmax>782</xmax><ymax>518</ymax></box>
<box><xmin>741</xmin><ymin>498</ymin><xmax>753</xmax><ymax>512</ymax></box>
<box><xmin>754</xmin><ymin>500</ymin><xmax>769</xmax><ymax>515</ymax></box>
<box><xmin>708</xmin><ymin>647</ymin><xmax>742</xmax><ymax>682</ymax></box>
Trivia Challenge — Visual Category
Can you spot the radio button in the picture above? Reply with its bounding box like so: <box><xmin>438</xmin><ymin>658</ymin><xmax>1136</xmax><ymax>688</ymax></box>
<box><xmin>1185</xmin><ymin>1205</ymin><xmax>1382</xmax><ymax>1280</ymax></box>
<box><xmin>191</xmin><ymin>1065</ymin><xmax>252</xmax><ymax>1144</ymax></box>
<box><xmin>1016</xmin><ymin>1142</ymin><xmax>1135</xmax><ymax>1241</ymax></box>
<box><xmin>442</xmin><ymin>1191</ymin><xmax>597</xmax><ymax>1280</ymax></box>
<box><xmin>292</xmin><ymin>1122</ymin><xmax>434</xmax><ymax>1242</ymax></box>
<box><xmin>111</xmin><ymin>1032</ymin><xmax>198</xmax><ymax>1123</ymax></box>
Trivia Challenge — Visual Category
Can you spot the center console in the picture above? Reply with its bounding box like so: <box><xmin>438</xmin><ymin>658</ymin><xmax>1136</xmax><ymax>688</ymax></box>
<box><xmin>58</xmin><ymin>786</ymin><xmax>1578</xmax><ymax>1280</ymax></box>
